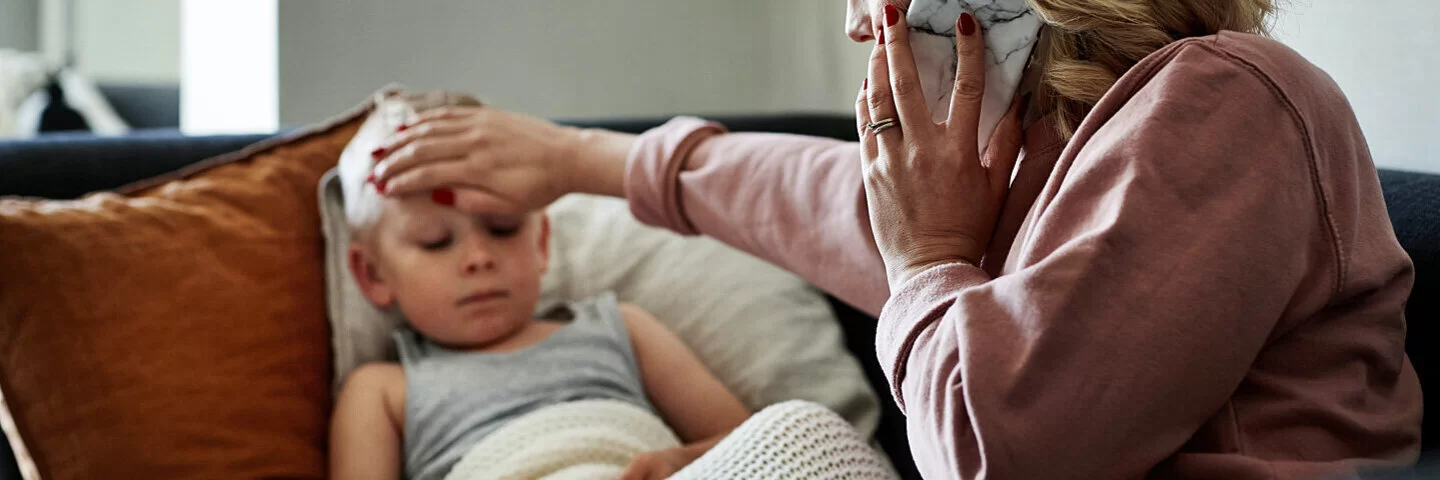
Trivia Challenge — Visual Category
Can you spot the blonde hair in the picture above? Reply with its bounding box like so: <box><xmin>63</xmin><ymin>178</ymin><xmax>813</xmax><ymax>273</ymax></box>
<box><xmin>1029</xmin><ymin>0</ymin><xmax>1277</xmax><ymax>138</ymax></box>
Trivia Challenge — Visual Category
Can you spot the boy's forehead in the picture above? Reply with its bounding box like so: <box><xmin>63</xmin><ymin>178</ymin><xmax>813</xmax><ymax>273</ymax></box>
<box><xmin>378</xmin><ymin>197</ymin><xmax>446</xmax><ymax>227</ymax></box>
<box><xmin>378</xmin><ymin>199</ymin><xmax>541</xmax><ymax>229</ymax></box>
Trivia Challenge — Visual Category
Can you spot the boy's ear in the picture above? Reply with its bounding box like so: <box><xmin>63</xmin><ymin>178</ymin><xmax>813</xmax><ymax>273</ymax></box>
<box><xmin>536</xmin><ymin>214</ymin><xmax>551</xmax><ymax>275</ymax></box>
<box><xmin>348</xmin><ymin>243</ymin><xmax>395</xmax><ymax>308</ymax></box>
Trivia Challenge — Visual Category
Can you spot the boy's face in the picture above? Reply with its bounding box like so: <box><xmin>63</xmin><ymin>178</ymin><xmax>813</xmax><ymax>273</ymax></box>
<box><xmin>348</xmin><ymin>196</ymin><xmax>550</xmax><ymax>348</ymax></box>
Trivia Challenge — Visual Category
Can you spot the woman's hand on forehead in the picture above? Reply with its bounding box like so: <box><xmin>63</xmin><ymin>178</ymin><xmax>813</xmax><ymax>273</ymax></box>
<box><xmin>368</xmin><ymin>106</ymin><xmax>584</xmax><ymax>216</ymax></box>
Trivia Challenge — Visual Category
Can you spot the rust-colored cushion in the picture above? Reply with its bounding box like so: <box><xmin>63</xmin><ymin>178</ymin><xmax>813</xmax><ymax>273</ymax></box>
<box><xmin>0</xmin><ymin>102</ymin><xmax>371</xmax><ymax>479</ymax></box>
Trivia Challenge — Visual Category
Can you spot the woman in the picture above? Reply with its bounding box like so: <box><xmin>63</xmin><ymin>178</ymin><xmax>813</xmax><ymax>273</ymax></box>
<box><xmin>368</xmin><ymin>0</ymin><xmax>1422</xmax><ymax>477</ymax></box>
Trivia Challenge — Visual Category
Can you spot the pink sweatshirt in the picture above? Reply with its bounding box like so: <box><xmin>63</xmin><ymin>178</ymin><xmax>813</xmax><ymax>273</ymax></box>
<box><xmin>625</xmin><ymin>32</ymin><xmax>1421</xmax><ymax>479</ymax></box>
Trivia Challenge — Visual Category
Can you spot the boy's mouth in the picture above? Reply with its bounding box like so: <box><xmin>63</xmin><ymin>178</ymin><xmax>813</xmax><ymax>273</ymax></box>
<box><xmin>455</xmin><ymin>289</ymin><xmax>509</xmax><ymax>306</ymax></box>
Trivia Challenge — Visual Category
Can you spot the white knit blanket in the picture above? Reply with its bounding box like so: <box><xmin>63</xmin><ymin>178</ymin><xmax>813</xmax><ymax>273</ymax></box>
<box><xmin>445</xmin><ymin>400</ymin><xmax>897</xmax><ymax>480</ymax></box>
<box><xmin>444</xmin><ymin>400</ymin><xmax>680</xmax><ymax>480</ymax></box>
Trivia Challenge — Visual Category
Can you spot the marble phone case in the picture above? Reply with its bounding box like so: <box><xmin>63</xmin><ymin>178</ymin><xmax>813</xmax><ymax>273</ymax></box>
<box><xmin>906</xmin><ymin>0</ymin><xmax>1042</xmax><ymax>153</ymax></box>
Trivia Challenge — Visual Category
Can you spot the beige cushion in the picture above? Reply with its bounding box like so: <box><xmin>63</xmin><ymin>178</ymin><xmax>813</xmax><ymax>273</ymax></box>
<box><xmin>538</xmin><ymin>194</ymin><xmax>880</xmax><ymax>433</ymax></box>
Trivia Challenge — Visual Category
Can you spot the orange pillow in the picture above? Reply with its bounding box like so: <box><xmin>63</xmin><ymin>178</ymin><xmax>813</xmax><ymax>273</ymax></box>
<box><xmin>0</xmin><ymin>101</ymin><xmax>371</xmax><ymax>479</ymax></box>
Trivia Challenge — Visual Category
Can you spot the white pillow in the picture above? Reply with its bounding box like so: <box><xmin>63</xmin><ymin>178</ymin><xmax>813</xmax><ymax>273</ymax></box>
<box><xmin>317</xmin><ymin>101</ymin><xmax>880</xmax><ymax>436</ymax></box>
<box><xmin>537</xmin><ymin>194</ymin><xmax>879</xmax><ymax>434</ymax></box>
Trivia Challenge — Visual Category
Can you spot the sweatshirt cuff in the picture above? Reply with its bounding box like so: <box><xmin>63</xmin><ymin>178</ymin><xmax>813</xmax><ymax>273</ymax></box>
<box><xmin>624</xmin><ymin>116</ymin><xmax>727</xmax><ymax>236</ymax></box>
<box><xmin>876</xmin><ymin>262</ymin><xmax>990</xmax><ymax>412</ymax></box>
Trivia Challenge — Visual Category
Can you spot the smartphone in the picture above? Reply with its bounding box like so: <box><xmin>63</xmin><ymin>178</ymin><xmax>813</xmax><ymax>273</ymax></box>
<box><xmin>905</xmin><ymin>0</ymin><xmax>1043</xmax><ymax>153</ymax></box>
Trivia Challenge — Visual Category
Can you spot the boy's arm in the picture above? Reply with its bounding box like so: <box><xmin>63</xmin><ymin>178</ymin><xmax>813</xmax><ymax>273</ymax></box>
<box><xmin>330</xmin><ymin>363</ymin><xmax>407</xmax><ymax>480</ymax></box>
<box><xmin>620</xmin><ymin>303</ymin><xmax>748</xmax><ymax>450</ymax></box>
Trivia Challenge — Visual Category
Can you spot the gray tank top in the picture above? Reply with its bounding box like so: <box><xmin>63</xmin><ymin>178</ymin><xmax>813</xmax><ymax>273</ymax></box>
<box><xmin>394</xmin><ymin>292</ymin><xmax>653</xmax><ymax>480</ymax></box>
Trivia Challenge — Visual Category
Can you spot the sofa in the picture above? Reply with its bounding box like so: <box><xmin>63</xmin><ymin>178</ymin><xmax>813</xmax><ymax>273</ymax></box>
<box><xmin>0</xmin><ymin>114</ymin><xmax>1435</xmax><ymax>479</ymax></box>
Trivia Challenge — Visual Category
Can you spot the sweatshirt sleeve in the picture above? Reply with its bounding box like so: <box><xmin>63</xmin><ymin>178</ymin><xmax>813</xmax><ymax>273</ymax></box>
<box><xmin>625</xmin><ymin>117</ymin><xmax>889</xmax><ymax>315</ymax></box>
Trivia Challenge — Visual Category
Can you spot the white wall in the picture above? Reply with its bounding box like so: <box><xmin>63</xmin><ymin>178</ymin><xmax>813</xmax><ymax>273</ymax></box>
<box><xmin>773</xmin><ymin>1</ymin><xmax>1440</xmax><ymax>174</ymax></box>
<box><xmin>0</xmin><ymin>0</ymin><xmax>38</xmax><ymax>51</ymax></box>
<box><xmin>819</xmin><ymin>1</ymin><xmax>1440</xmax><ymax>174</ymax></box>
<box><xmin>180</xmin><ymin>0</ymin><xmax>277</xmax><ymax>134</ymax></box>
<box><xmin>1271</xmin><ymin>0</ymin><xmax>1439</xmax><ymax>173</ymax></box>
<box><xmin>762</xmin><ymin>0</ymin><xmax>871</xmax><ymax>115</ymax></box>
<box><xmin>38</xmin><ymin>0</ymin><xmax>179</xmax><ymax>84</ymax></box>
<box><xmin>89</xmin><ymin>0</ymin><xmax>1436</xmax><ymax>174</ymax></box>
<box><xmin>272</xmin><ymin>1</ymin><xmax>881</xmax><ymax>126</ymax></box>
<box><xmin>277</xmin><ymin>0</ymin><xmax>785</xmax><ymax>125</ymax></box>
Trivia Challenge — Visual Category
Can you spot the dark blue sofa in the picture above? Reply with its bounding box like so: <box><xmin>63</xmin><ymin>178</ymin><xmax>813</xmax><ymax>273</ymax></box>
<box><xmin>0</xmin><ymin>115</ymin><xmax>1436</xmax><ymax>479</ymax></box>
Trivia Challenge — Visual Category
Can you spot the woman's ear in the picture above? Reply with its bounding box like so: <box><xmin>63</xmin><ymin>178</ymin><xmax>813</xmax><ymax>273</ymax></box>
<box><xmin>535</xmin><ymin>214</ymin><xmax>552</xmax><ymax>274</ymax></box>
<box><xmin>347</xmin><ymin>243</ymin><xmax>395</xmax><ymax>308</ymax></box>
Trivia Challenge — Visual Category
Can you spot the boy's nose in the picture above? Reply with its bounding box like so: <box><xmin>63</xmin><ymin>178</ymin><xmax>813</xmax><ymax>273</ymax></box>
<box><xmin>461</xmin><ymin>244</ymin><xmax>498</xmax><ymax>275</ymax></box>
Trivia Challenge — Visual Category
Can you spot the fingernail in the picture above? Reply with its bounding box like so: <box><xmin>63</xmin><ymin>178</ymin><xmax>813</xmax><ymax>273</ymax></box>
<box><xmin>365</xmin><ymin>173</ymin><xmax>376</xmax><ymax>186</ymax></box>
<box><xmin>376</xmin><ymin>178</ymin><xmax>389</xmax><ymax>195</ymax></box>
<box><xmin>396</xmin><ymin>124</ymin><xmax>408</xmax><ymax>132</ymax></box>
<box><xmin>371</xmin><ymin>147</ymin><xmax>385</xmax><ymax>159</ymax></box>
<box><xmin>431</xmin><ymin>188</ymin><xmax>455</xmax><ymax>206</ymax></box>
<box><xmin>877</xmin><ymin>28</ymin><xmax>885</xmax><ymax>44</ymax></box>
<box><xmin>863</xmin><ymin>78</ymin><xmax>868</xmax><ymax>90</ymax></box>
<box><xmin>959</xmin><ymin>12</ymin><xmax>976</xmax><ymax>36</ymax></box>
<box><xmin>884</xmin><ymin>5</ymin><xmax>901</xmax><ymax>27</ymax></box>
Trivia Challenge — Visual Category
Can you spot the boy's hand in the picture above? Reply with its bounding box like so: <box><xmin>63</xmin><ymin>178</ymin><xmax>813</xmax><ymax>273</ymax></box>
<box><xmin>618</xmin><ymin>447</ymin><xmax>693</xmax><ymax>480</ymax></box>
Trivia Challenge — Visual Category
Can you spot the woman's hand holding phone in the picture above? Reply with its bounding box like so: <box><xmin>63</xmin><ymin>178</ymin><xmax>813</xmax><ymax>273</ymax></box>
<box><xmin>905</xmin><ymin>0</ymin><xmax>1041</xmax><ymax>154</ymax></box>
<box><xmin>858</xmin><ymin>4</ymin><xmax>1026</xmax><ymax>288</ymax></box>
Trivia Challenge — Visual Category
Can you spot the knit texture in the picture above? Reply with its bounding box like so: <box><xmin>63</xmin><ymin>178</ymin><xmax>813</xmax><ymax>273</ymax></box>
<box><xmin>672</xmin><ymin>401</ymin><xmax>897</xmax><ymax>480</ymax></box>
<box><xmin>445</xmin><ymin>399</ymin><xmax>897</xmax><ymax>479</ymax></box>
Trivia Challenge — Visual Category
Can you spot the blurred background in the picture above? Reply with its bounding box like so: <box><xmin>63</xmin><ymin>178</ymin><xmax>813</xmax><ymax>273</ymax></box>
<box><xmin>0</xmin><ymin>0</ymin><xmax>1435</xmax><ymax>173</ymax></box>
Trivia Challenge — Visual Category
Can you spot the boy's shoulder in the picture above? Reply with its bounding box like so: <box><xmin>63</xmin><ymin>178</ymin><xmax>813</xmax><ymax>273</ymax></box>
<box><xmin>350</xmin><ymin>361</ymin><xmax>404</xmax><ymax>377</ymax></box>
<box><xmin>616</xmin><ymin>302</ymin><xmax>649</xmax><ymax>320</ymax></box>
<box><xmin>610</xmin><ymin>300</ymin><xmax>650</xmax><ymax>323</ymax></box>
<box><xmin>341</xmin><ymin>362</ymin><xmax>407</xmax><ymax>420</ymax></box>
<box><xmin>344</xmin><ymin>362</ymin><xmax>405</xmax><ymax>395</ymax></box>
<box><xmin>545</xmin><ymin>291</ymin><xmax>642</xmax><ymax>326</ymax></box>
<box><xmin>615</xmin><ymin>301</ymin><xmax>667</xmax><ymax>343</ymax></box>
<box><xmin>545</xmin><ymin>292</ymin><xmax>658</xmax><ymax>345</ymax></box>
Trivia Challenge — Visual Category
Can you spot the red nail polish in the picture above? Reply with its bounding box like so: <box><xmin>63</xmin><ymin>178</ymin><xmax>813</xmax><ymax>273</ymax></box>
<box><xmin>959</xmin><ymin>12</ymin><xmax>976</xmax><ymax>36</ymax></box>
<box><xmin>863</xmin><ymin>78</ymin><xmax>868</xmax><ymax>90</ymax></box>
<box><xmin>884</xmin><ymin>5</ymin><xmax>900</xmax><ymax>27</ymax></box>
<box><xmin>877</xmin><ymin>28</ymin><xmax>885</xmax><ymax>44</ymax></box>
<box><xmin>376</xmin><ymin>178</ymin><xmax>389</xmax><ymax>195</ymax></box>
<box><xmin>365</xmin><ymin>173</ymin><xmax>376</xmax><ymax>185</ymax></box>
<box><xmin>371</xmin><ymin>147</ymin><xmax>385</xmax><ymax>159</ymax></box>
<box><xmin>396</xmin><ymin>124</ymin><xmax>408</xmax><ymax>132</ymax></box>
<box><xmin>431</xmin><ymin>188</ymin><xmax>455</xmax><ymax>206</ymax></box>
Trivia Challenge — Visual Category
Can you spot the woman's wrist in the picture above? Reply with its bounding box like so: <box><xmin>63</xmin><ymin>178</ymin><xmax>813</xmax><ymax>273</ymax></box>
<box><xmin>565</xmin><ymin>127</ymin><xmax>636</xmax><ymax>199</ymax></box>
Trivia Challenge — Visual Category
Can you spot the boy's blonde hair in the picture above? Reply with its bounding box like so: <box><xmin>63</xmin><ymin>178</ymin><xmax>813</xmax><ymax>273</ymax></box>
<box><xmin>1030</xmin><ymin>0</ymin><xmax>1278</xmax><ymax>138</ymax></box>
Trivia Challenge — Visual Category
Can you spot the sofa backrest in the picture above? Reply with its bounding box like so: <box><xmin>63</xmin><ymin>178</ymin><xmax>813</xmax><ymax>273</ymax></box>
<box><xmin>0</xmin><ymin>120</ymin><xmax>1437</xmax><ymax>462</ymax></box>
<box><xmin>1378</xmin><ymin>169</ymin><xmax>1440</xmax><ymax>452</ymax></box>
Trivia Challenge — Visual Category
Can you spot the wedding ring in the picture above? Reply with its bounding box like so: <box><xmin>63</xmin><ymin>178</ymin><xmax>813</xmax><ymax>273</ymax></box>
<box><xmin>867</xmin><ymin>118</ymin><xmax>898</xmax><ymax>134</ymax></box>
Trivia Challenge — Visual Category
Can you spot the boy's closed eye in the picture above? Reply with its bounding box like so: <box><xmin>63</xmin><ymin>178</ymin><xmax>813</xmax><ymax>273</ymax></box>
<box><xmin>477</xmin><ymin>214</ymin><xmax>524</xmax><ymax>238</ymax></box>
<box><xmin>414</xmin><ymin>221</ymin><xmax>520</xmax><ymax>251</ymax></box>
<box><xmin>419</xmin><ymin>234</ymin><xmax>453</xmax><ymax>251</ymax></box>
